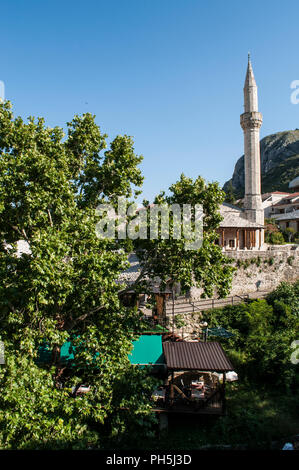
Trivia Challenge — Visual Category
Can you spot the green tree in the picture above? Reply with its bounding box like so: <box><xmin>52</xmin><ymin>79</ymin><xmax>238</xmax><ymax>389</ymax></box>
<box><xmin>224</xmin><ymin>181</ymin><xmax>236</xmax><ymax>204</ymax></box>
<box><xmin>0</xmin><ymin>102</ymin><xmax>236</xmax><ymax>449</ymax></box>
<box><xmin>284</xmin><ymin>227</ymin><xmax>296</xmax><ymax>243</ymax></box>
<box><xmin>203</xmin><ymin>282</ymin><xmax>299</xmax><ymax>388</ymax></box>
<box><xmin>0</xmin><ymin>101</ymin><xmax>155</xmax><ymax>449</ymax></box>
<box><xmin>133</xmin><ymin>174</ymin><xmax>235</xmax><ymax>298</ymax></box>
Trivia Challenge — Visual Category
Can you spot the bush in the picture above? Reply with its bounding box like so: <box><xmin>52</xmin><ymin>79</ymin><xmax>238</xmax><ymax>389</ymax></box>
<box><xmin>269</xmin><ymin>232</ymin><xmax>285</xmax><ymax>245</ymax></box>
<box><xmin>203</xmin><ymin>282</ymin><xmax>299</xmax><ymax>389</ymax></box>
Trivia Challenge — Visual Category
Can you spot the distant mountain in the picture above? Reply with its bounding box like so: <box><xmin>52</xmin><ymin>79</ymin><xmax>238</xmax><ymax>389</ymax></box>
<box><xmin>223</xmin><ymin>130</ymin><xmax>299</xmax><ymax>197</ymax></box>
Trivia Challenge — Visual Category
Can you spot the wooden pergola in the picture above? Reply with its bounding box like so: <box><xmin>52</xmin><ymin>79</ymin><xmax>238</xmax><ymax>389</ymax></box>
<box><xmin>153</xmin><ymin>341</ymin><xmax>234</xmax><ymax>416</ymax></box>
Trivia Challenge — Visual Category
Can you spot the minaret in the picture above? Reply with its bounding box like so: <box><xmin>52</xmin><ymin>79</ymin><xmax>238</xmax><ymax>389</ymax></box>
<box><xmin>240</xmin><ymin>54</ymin><xmax>264</xmax><ymax>226</ymax></box>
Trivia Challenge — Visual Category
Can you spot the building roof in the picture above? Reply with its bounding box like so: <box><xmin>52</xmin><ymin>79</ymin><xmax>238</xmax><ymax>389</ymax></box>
<box><xmin>244</xmin><ymin>56</ymin><xmax>256</xmax><ymax>89</ymax></box>
<box><xmin>129</xmin><ymin>335</ymin><xmax>164</xmax><ymax>366</ymax></box>
<box><xmin>163</xmin><ymin>341</ymin><xmax>234</xmax><ymax>372</ymax></box>
<box><xmin>271</xmin><ymin>191</ymin><xmax>292</xmax><ymax>194</ymax></box>
<box><xmin>289</xmin><ymin>176</ymin><xmax>299</xmax><ymax>189</ymax></box>
<box><xmin>273</xmin><ymin>193</ymin><xmax>299</xmax><ymax>207</ymax></box>
<box><xmin>274</xmin><ymin>210</ymin><xmax>299</xmax><ymax>221</ymax></box>
<box><xmin>262</xmin><ymin>191</ymin><xmax>290</xmax><ymax>201</ymax></box>
<box><xmin>219</xmin><ymin>203</ymin><xmax>263</xmax><ymax>228</ymax></box>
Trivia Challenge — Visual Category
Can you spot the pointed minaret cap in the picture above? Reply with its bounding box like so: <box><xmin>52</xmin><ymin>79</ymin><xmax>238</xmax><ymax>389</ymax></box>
<box><xmin>244</xmin><ymin>52</ymin><xmax>257</xmax><ymax>88</ymax></box>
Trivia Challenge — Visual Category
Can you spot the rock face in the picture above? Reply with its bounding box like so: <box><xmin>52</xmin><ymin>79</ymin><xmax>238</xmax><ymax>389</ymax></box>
<box><xmin>224</xmin><ymin>130</ymin><xmax>299</xmax><ymax>197</ymax></box>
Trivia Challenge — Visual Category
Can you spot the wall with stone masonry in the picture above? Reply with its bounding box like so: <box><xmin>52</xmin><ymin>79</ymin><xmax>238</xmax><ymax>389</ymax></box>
<box><xmin>226</xmin><ymin>244</ymin><xmax>299</xmax><ymax>296</ymax></box>
<box><xmin>190</xmin><ymin>245</ymin><xmax>299</xmax><ymax>299</ymax></box>
<box><xmin>166</xmin><ymin>245</ymin><xmax>299</xmax><ymax>340</ymax></box>
<box><xmin>165</xmin><ymin>311</ymin><xmax>204</xmax><ymax>341</ymax></box>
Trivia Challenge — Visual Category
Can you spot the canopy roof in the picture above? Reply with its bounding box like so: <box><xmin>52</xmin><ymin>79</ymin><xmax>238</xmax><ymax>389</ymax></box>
<box><xmin>129</xmin><ymin>334</ymin><xmax>164</xmax><ymax>366</ymax></box>
<box><xmin>38</xmin><ymin>335</ymin><xmax>164</xmax><ymax>366</ymax></box>
<box><xmin>207</xmin><ymin>327</ymin><xmax>234</xmax><ymax>338</ymax></box>
<box><xmin>163</xmin><ymin>341</ymin><xmax>234</xmax><ymax>372</ymax></box>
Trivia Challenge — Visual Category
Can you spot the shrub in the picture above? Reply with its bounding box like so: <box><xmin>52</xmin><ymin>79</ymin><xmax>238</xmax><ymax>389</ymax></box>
<box><xmin>204</xmin><ymin>282</ymin><xmax>299</xmax><ymax>390</ymax></box>
<box><xmin>269</xmin><ymin>232</ymin><xmax>285</xmax><ymax>245</ymax></box>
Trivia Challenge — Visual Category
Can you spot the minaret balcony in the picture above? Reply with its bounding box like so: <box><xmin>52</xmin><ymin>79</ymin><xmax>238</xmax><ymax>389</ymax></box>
<box><xmin>240</xmin><ymin>111</ymin><xmax>263</xmax><ymax>130</ymax></box>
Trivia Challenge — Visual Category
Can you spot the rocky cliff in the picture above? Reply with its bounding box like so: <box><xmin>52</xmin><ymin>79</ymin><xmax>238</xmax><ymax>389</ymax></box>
<box><xmin>223</xmin><ymin>129</ymin><xmax>299</xmax><ymax>197</ymax></box>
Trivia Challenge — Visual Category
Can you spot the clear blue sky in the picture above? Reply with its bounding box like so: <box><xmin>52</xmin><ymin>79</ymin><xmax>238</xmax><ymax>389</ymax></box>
<box><xmin>1</xmin><ymin>0</ymin><xmax>299</xmax><ymax>202</ymax></box>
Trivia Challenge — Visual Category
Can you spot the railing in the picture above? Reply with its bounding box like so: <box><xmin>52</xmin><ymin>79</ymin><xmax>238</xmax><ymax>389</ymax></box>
<box><xmin>165</xmin><ymin>291</ymin><xmax>271</xmax><ymax>316</ymax></box>
<box><xmin>165</xmin><ymin>293</ymin><xmax>251</xmax><ymax>315</ymax></box>
<box><xmin>204</xmin><ymin>387</ymin><xmax>223</xmax><ymax>409</ymax></box>
<box><xmin>153</xmin><ymin>384</ymin><xmax>224</xmax><ymax>414</ymax></box>
<box><xmin>141</xmin><ymin>291</ymin><xmax>270</xmax><ymax>332</ymax></box>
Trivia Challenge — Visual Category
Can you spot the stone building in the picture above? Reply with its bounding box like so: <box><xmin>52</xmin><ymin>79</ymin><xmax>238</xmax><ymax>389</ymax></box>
<box><xmin>261</xmin><ymin>191</ymin><xmax>291</xmax><ymax>218</ymax></box>
<box><xmin>270</xmin><ymin>192</ymin><xmax>299</xmax><ymax>232</ymax></box>
<box><xmin>218</xmin><ymin>202</ymin><xmax>264</xmax><ymax>250</ymax></box>
<box><xmin>274</xmin><ymin>210</ymin><xmax>299</xmax><ymax>233</ymax></box>
<box><xmin>219</xmin><ymin>56</ymin><xmax>264</xmax><ymax>250</ymax></box>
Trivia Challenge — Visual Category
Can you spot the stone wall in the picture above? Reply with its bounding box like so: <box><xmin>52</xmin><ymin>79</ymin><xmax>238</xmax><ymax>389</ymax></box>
<box><xmin>166</xmin><ymin>311</ymin><xmax>204</xmax><ymax>341</ymax></box>
<box><xmin>190</xmin><ymin>244</ymin><xmax>299</xmax><ymax>299</ymax></box>
<box><xmin>167</xmin><ymin>244</ymin><xmax>299</xmax><ymax>340</ymax></box>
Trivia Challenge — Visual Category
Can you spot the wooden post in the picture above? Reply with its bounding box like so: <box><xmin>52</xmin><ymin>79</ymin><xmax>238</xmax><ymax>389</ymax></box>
<box><xmin>259</xmin><ymin>229</ymin><xmax>261</xmax><ymax>249</ymax></box>
<box><xmin>222</xmin><ymin>372</ymin><xmax>226</xmax><ymax>415</ymax></box>
<box><xmin>222</xmin><ymin>229</ymin><xmax>225</xmax><ymax>248</ymax></box>
<box><xmin>244</xmin><ymin>229</ymin><xmax>247</xmax><ymax>249</ymax></box>
<box><xmin>159</xmin><ymin>413</ymin><xmax>168</xmax><ymax>433</ymax></box>
<box><xmin>236</xmin><ymin>229</ymin><xmax>239</xmax><ymax>251</ymax></box>
<box><xmin>170</xmin><ymin>371</ymin><xmax>174</xmax><ymax>406</ymax></box>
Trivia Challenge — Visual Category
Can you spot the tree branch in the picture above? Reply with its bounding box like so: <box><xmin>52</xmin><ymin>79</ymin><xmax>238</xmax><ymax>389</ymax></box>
<box><xmin>47</xmin><ymin>209</ymin><xmax>53</xmax><ymax>227</ymax></box>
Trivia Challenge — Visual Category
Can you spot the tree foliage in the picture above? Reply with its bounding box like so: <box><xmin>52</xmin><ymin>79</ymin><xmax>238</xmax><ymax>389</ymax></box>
<box><xmin>0</xmin><ymin>102</ymin><xmax>235</xmax><ymax>449</ymax></box>
<box><xmin>224</xmin><ymin>181</ymin><xmax>236</xmax><ymax>204</ymax></box>
<box><xmin>133</xmin><ymin>174</ymin><xmax>235</xmax><ymax>298</ymax></box>
<box><xmin>0</xmin><ymin>101</ymin><xmax>155</xmax><ymax>449</ymax></box>
<box><xmin>203</xmin><ymin>281</ymin><xmax>299</xmax><ymax>388</ymax></box>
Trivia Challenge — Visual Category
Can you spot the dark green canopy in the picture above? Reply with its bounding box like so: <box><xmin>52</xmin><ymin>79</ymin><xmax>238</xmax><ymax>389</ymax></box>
<box><xmin>207</xmin><ymin>327</ymin><xmax>234</xmax><ymax>338</ymax></box>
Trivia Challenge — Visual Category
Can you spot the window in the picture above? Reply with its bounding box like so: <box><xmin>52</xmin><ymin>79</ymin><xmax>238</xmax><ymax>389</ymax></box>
<box><xmin>229</xmin><ymin>239</ymin><xmax>235</xmax><ymax>248</ymax></box>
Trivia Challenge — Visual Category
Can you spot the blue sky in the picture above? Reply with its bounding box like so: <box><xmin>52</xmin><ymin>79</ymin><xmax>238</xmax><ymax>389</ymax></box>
<box><xmin>1</xmin><ymin>0</ymin><xmax>299</xmax><ymax>203</ymax></box>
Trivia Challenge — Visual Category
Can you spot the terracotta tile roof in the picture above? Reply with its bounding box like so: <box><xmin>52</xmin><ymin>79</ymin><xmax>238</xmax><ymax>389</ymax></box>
<box><xmin>272</xmin><ymin>191</ymin><xmax>291</xmax><ymax>194</ymax></box>
<box><xmin>273</xmin><ymin>193</ymin><xmax>299</xmax><ymax>206</ymax></box>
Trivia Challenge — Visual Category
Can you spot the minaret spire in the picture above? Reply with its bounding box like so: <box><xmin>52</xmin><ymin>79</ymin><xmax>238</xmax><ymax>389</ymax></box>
<box><xmin>240</xmin><ymin>56</ymin><xmax>264</xmax><ymax>231</ymax></box>
<box><xmin>244</xmin><ymin>53</ymin><xmax>258</xmax><ymax>112</ymax></box>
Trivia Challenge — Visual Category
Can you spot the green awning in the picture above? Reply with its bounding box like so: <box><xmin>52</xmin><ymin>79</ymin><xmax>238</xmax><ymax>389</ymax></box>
<box><xmin>60</xmin><ymin>341</ymin><xmax>75</xmax><ymax>362</ymax></box>
<box><xmin>37</xmin><ymin>341</ymin><xmax>75</xmax><ymax>364</ymax></box>
<box><xmin>128</xmin><ymin>335</ymin><xmax>165</xmax><ymax>366</ymax></box>
<box><xmin>38</xmin><ymin>335</ymin><xmax>165</xmax><ymax>367</ymax></box>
